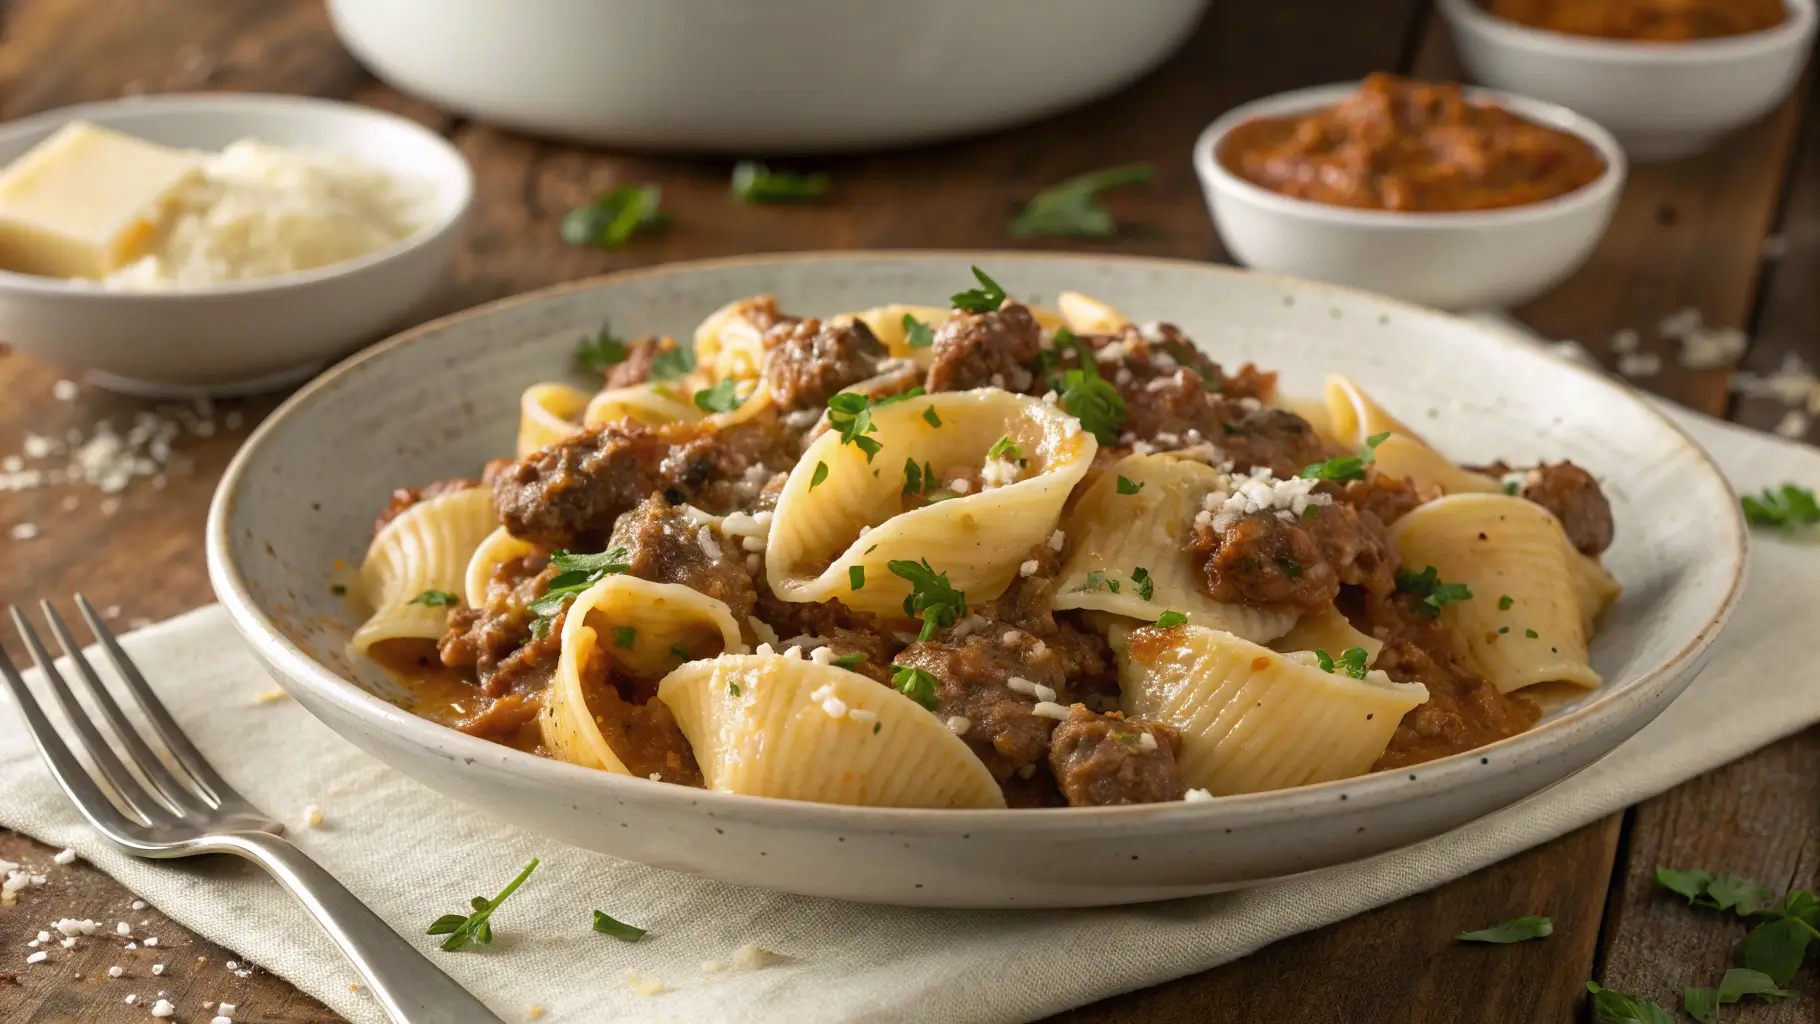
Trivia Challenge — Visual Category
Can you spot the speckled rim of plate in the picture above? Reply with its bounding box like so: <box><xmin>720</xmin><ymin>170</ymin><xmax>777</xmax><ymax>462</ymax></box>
<box><xmin>206</xmin><ymin>250</ymin><xmax>1749</xmax><ymax>833</ymax></box>
<box><xmin>1438</xmin><ymin>0</ymin><xmax>1817</xmax><ymax>62</ymax></box>
<box><xmin>1193</xmin><ymin>80</ymin><xmax>1629</xmax><ymax>229</ymax></box>
<box><xmin>0</xmin><ymin>92</ymin><xmax>475</xmax><ymax>298</ymax></box>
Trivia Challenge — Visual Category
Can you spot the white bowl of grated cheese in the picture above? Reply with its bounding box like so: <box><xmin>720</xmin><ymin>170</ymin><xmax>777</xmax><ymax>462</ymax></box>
<box><xmin>0</xmin><ymin>94</ymin><xmax>472</xmax><ymax>396</ymax></box>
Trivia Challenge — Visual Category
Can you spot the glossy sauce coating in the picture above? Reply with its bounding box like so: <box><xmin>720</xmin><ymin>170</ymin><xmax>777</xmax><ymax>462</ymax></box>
<box><xmin>1487</xmin><ymin>0</ymin><xmax>1787</xmax><ymax>41</ymax></box>
<box><xmin>1219</xmin><ymin>74</ymin><xmax>1607</xmax><ymax>213</ymax></box>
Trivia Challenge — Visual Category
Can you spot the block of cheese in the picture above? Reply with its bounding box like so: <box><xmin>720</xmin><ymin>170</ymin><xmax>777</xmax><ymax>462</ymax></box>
<box><xmin>0</xmin><ymin>122</ymin><xmax>199</xmax><ymax>279</ymax></box>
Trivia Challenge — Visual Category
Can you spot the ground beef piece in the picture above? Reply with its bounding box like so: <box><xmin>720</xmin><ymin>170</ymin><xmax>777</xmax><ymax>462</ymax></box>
<box><xmin>1117</xmin><ymin>366</ymin><xmax>1222</xmax><ymax>442</ymax></box>
<box><xmin>607</xmin><ymin>495</ymin><xmax>757</xmax><ymax>623</ymax></box>
<box><xmin>980</xmin><ymin>542</ymin><xmax>1065</xmax><ymax>634</ymax></box>
<box><xmin>438</xmin><ymin>555</ymin><xmax>557</xmax><ymax>695</ymax></box>
<box><xmin>1521</xmin><ymin>461</ymin><xmax>1614</xmax><ymax>555</ymax></box>
<box><xmin>485</xmin><ymin>604</ymin><xmax>567</xmax><ymax>698</ymax></box>
<box><xmin>754</xmin><ymin>589</ymin><xmax>900</xmax><ymax>685</ymax></box>
<box><xmin>761</xmin><ymin>318</ymin><xmax>886</xmax><ymax>411</ymax></box>
<box><xmin>1217</xmin><ymin>405</ymin><xmax>1333</xmax><ymax>478</ymax></box>
<box><xmin>1190</xmin><ymin>501</ymin><xmax>1399</xmax><ymax>610</ymax></box>
<box><xmin>926</xmin><ymin>302</ymin><xmax>1042</xmax><ymax>393</ymax></box>
<box><xmin>598</xmin><ymin>336</ymin><xmax>684</xmax><ymax>390</ymax></box>
<box><xmin>1332</xmin><ymin>472</ymin><xmax>1429</xmax><ymax>527</ymax></box>
<box><xmin>1048</xmin><ymin>706</ymin><xmax>1186</xmax><ymax>806</ymax></box>
<box><xmin>573</xmin><ymin>659</ymin><xmax>704</xmax><ymax>786</ymax></box>
<box><xmin>372</xmin><ymin>477</ymin><xmax>479</xmax><ymax>537</ymax></box>
<box><xmin>455</xmin><ymin>692</ymin><xmax>544</xmax><ymax>748</ymax></box>
<box><xmin>494</xmin><ymin>418</ymin><xmax>799</xmax><ymax>550</ymax></box>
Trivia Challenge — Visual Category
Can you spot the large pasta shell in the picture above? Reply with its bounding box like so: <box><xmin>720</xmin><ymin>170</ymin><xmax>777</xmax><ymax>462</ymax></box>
<box><xmin>1116</xmin><ymin>624</ymin><xmax>1429</xmax><ymax>795</ymax></box>
<box><xmin>463</xmin><ymin>526</ymin><xmax>540</xmax><ymax>609</ymax></box>
<box><xmin>765</xmin><ymin>390</ymin><xmax>1095</xmax><ymax>617</ymax></box>
<box><xmin>694</xmin><ymin>296</ymin><xmax>774</xmax><ymax>383</ymax></box>
<box><xmin>1271</xmin><ymin>603</ymin><xmax>1384</xmax><ymax>666</ymax></box>
<box><xmin>1052</xmin><ymin>453</ymin><xmax>1299</xmax><ymax>643</ymax></box>
<box><xmin>1390</xmin><ymin>493</ymin><xmax>1607</xmax><ymax>692</ymax></box>
<box><xmin>583</xmin><ymin>383</ymin><xmax>703</xmax><ymax>429</ymax></box>
<box><xmin>353</xmin><ymin>486</ymin><xmax>495</xmax><ymax>654</ymax></box>
<box><xmin>658</xmin><ymin>653</ymin><xmax>1005</xmax><ymax>808</ymax></box>
<box><xmin>1057</xmin><ymin>291</ymin><xmax>1130</xmax><ymax>335</ymax></box>
<box><xmin>517</xmin><ymin>382</ymin><xmax>589</xmax><ymax>457</ymax></box>
<box><xmin>830</xmin><ymin>304</ymin><xmax>951</xmax><ymax>367</ymax></box>
<box><xmin>1324</xmin><ymin>375</ymin><xmax>1500</xmax><ymax>495</ymax></box>
<box><xmin>542</xmin><ymin>576</ymin><xmax>747</xmax><ymax>773</ymax></box>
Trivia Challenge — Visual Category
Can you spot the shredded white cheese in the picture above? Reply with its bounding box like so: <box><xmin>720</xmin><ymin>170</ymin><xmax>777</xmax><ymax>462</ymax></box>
<box><xmin>1184</xmin><ymin>788</ymin><xmax>1214</xmax><ymax>802</ymax></box>
<box><xmin>946</xmin><ymin>715</ymin><xmax>971</xmax><ymax>735</ymax></box>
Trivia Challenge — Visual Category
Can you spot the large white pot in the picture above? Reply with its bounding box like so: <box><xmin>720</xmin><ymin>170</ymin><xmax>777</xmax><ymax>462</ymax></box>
<box><xmin>327</xmin><ymin>0</ymin><xmax>1210</xmax><ymax>152</ymax></box>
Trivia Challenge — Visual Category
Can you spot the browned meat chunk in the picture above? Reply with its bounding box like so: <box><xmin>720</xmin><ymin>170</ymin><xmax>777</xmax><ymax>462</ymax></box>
<box><xmin>438</xmin><ymin>555</ymin><xmax>566</xmax><ymax>697</ymax></box>
<box><xmin>753</xmin><ymin>589</ymin><xmax>900</xmax><ymax>685</ymax></box>
<box><xmin>1048</xmin><ymin>706</ymin><xmax>1186</xmax><ymax>806</ymax></box>
<box><xmin>493</xmin><ymin>419</ymin><xmax>799</xmax><ymax>550</ymax></box>
<box><xmin>455</xmin><ymin>691</ymin><xmax>545</xmax><ymax>748</ymax></box>
<box><xmin>1333</xmin><ymin>472</ymin><xmax>1429</xmax><ymax>527</ymax></box>
<box><xmin>762</xmin><ymin>318</ymin><xmax>886</xmax><ymax>411</ymax></box>
<box><xmin>1521</xmin><ymin>461</ymin><xmax>1613</xmax><ymax>555</ymax></box>
<box><xmin>372</xmin><ymin>477</ymin><xmax>479</xmax><ymax>537</ymax></box>
<box><xmin>607</xmin><ymin>495</ymin><xmax>757</xmax><ymax>623</ymax></box>
<box><xmin>1117</xmin><ymin>366</ymin><xmax>1221</xmax><ymax>442</ymax></box>
<box><xmin>573</xmin><ymin>658</ymin><xmax>704</xmax><ymax>786</ymax></box>
<box><xmin>597</xmin><ymin>336</ymin><xmax>684</xmax><ymax>390</ymax></box>
<box><xmin>1189</xmin><ymin>501</ymin><xmax>1399</xmax><ymax>611</ymax></box>
<box><xmin>926</xmin><ymin>302</ymin><xmax>1042</xmax><ymax>393</ymax></box>
<box><xmin>1218</xmin><ymin>405</ymin><xmax>1332</xmax><ymax>478</ymax></box>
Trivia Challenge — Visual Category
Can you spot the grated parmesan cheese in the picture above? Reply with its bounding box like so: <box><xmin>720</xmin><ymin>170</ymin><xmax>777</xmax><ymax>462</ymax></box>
<box><xmin>1184</xmin><ymin>788</ymin><xmax>1214</xmax><ymax>802</ymax></box>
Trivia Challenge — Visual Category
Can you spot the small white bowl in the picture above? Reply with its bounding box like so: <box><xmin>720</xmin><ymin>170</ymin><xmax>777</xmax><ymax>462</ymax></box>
<box><xmin>1193</xmin><ymin>82</ymin><xmax>1626</xmax><ymax>311</ymax></box>
<box><xmin>0</xmin><ymin>94</ymin><xmax>473</xmax><ymax>397</ymax></box>
<box><xmin>1441</xmin><ymin>0</ymin><xmax>1816</xmax><ymax>162</ymax></box>
<box><xmin>326</xmin><ymin>0</ymin><xmax>1209</xmax><ymax>152</ymax></box>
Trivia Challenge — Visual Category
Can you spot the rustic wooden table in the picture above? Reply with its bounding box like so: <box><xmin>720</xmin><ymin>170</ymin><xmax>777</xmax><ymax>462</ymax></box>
<box><xmin>2</xmin><ymin>1</ymin><xmax>1815</xmax><ymax>1021</ymax></box>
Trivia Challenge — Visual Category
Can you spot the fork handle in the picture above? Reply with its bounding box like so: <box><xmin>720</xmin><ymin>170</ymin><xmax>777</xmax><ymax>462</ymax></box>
<box><xmin>210</xmin><ymin>830</ymin><xmax>505</xmax><ymax>1024</ymax></box>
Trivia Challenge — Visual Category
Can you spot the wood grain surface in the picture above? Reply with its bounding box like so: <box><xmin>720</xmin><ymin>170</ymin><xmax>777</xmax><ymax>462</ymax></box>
<box><xmin>2</xmin><ymin>1</ymin><xmax>1816</xmax><ymax>1022</ymax></box>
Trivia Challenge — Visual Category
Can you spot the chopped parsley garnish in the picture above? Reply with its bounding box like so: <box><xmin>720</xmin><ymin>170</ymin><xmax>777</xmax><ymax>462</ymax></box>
<box><xmin>1079</xmin><ymin>570</ymin><xmax>1120</xmax><ymax>594</ymax></box>
<box><xmin>810</xmin><ymin>461</ymin><xmax>829</xmax><ymax>489</ymax></box>
<box><xmin>1009</xmin><ymin>163</ymin><xmax>1154</xmax><ymax>238</ymax></box>
<box><xmin>330</xmin><ymin>582</ymin><xmax>347</xmax><ymax>595</ymax></box>
<box><xmin>1503</xmin><ymin>480</ymin><xmax>1520</xmax><ymax>495</ymax></box>
<box><xmin>902</xmin><ymin>458</ymin><xmax>924</xmax><ymax>497</ymax></box>
<box><xmin>833</xmin><ymin>652</ymin><xmax>866</xmax><ymax>668</ymax></box>
<box><xmin>1455</xmin><ymin>916</ymin><xmax>1553</xmax><ymax>944</ymax></box>
<box><xmin>1116</xmin><ymin>476</ymin><xmax>1143</xmax><ymax>495</ymax></box>
<box><xmin>902</xmin><ymin>314</ymin><xmax>934</xmax><ymax>349</ymax></box>
<box><xmin>1394</xmin><ymin>565</ymin><xmax>1472</xmax><ymax>616</ymax></box>
<box><xmin>827</xmin><ymin>387</ymin><xmax>925</xmax><ymax>462</ymax></box>
<box><xmin>1526</xmin><ymin>629</ymin><xmax>1539</xmax><ymax>639</ymax></box>
<box><xmin>693</xmin><ymin>377</ymin><xmax>742</xmax><ymax>413</ymax></box>
<box><xmin>1586</xmin><ymin>982</ymin><xmax>1674</xmax><ymax>1024</ymax></box>
<box><xmin>559</xmin><ymin>184</ymin><xmax>668</xmax><ymax>250</ymax></box>
<box><xmin>528</xmin><ymin>546</ymin><xmax>633</xmax><ymax>630</ymax></box>
<box><xmin>1277</xmin><ymin>555</ymin><xmax>1302</xmax><ymax>579</ymax></box>
<box><xmin>873</xmin><ymin>721</ymin><xmax>882</xmax><ymax>734</ymax></box>
<box><xmin>1684</xmin><ymin>969</ymin><xmax>1795</xmax><ymax>1021</ymax></box>
<box><xmin>1154</xmin><ymin>610</ymin><xmax>1188</xmax><ymax>629</ymax></box>
<box><xmin>1052</xmin><ymin>329</ymin><xmax>1127</xmax><ymax>444</ymax></box>
<box><xmin>1498</xmin><ymin>594</ymin><xmax>1514</xmax><ymax>610</ymax></box>
<box><xmin>591</xmin><ymin>909</ymin><xmax>647</xmax><ymax>942</ymax></box>
<box><xmin>1741</xmin><ymin>483</ymin><xmax>1820</xmax><ymax>529</ymax></box>
<box><xmin>730</xmin><ymin>160</ymin><xmax>828</xmax><ymax>204</ymax></box>
<box><xmin>888</xmin><ymin>559</ymin><xmax>967</xmax><ymax>641</ymax></box>
<box><xmin>648</xmin><ymin>340</ymin><xmax>697</xmax><ymax>381</ymax></box>
<box><xmin>728</xmin><ymin>682</ymin><xmax>741</xmax><ymax>696</ymax></box>
<box><xmin>890</xmin><ymin>664</ymin><xmax>940</xmax><ymax>710</ymax></box>
<box><xmin>410</xmin><ymin>589</ymin><xmax>459</xmax><ymax>607</ymax></box>
<box><xmin>1313</xmin><ymin>647</ymin><xmax>1369</xmax><ymax>679</ymax></box>
<box><xmin>950</xmin><ymin>266</ymin><xmax>1007</xmax><ymax>314</ymax></box>
<box><xmin>849</xmin><ymin>565</ymin><xmax>865</xmax><ymax>590</ymax></box>
<box><xmin>1131</xmin><ymin>566</ymin><xmax>1154</xmax><ymax>601</ymax></box>
<box><xmin>575</xmin><ymin>323</ymin><xmax>628</xmax><ymax>373</ymax></box>
<box><xmin>426</xmin><ymin>857</ymin><xmax>538</xmax><ymax>952</ymax></box>
<box><xmin>670</xmin><ymin>646</ymin><xmax>690</xmax><ymax>661</ymax></box>
<box><xmin>922</xmin><ymin>406</ymin><xmax>942</xmax><ymax>428</ymax></box>
<box><xmin>1499</xmin><ymin>626</ymin><xmax>1510</xmax><ymax>634</ymax></box>
<box><xmin>1301</xmin><ymin>432</ymin><xmax>1391</xmax><ymax>482</ymax></box>
<box><xmin>987</xmin><ymin>436</ymin><xmax>1022</xmax><ymax>462</ymax></box>
<box><xmin>612</xmin><ymin>626</ymin><xmax>637</xmax><ymax>648</ymax></box>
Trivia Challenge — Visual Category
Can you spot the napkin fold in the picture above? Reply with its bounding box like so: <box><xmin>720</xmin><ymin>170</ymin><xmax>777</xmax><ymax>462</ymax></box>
<box><xmin>4</xmin><ymin>403</ymin><xmax>1818</xmax><ymax>1024</ymax></box>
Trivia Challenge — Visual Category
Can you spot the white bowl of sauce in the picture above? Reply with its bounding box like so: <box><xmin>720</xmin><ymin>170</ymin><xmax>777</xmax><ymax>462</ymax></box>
<box><xmin>0</xmin><ymin>94</ymin><xmax>472</xmax><ymax>396</ymax></box>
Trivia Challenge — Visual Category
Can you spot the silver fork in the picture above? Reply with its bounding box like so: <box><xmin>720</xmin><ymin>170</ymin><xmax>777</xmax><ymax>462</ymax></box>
<box><xmin>1</xmin><ymin>595</ymin><xmax>503</xmax><ymax>1024</ymax></box>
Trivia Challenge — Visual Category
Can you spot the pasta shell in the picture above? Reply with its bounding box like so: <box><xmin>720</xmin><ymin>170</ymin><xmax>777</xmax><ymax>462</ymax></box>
<box><xmin>658</xmin><ymin>652</ymin><xmax>1005</xmax><ymax>808</ymax></box>
<box><xmin>1390</xmin><ymin>493</ymin><xmax>1608</xmax><ymax>692</ymax></box>
<box><xmin>765</xmin><ymin>390</ymin><xmax>1096</xmax><ymax>617</ymax></box>
<box><xmin>542</xmin><ymin>576</ymin><xmax>747</xmax><ymax>773</ymax></box>
<box><xmin>1057</xmin><ymin>291</ymin><xmax>1130</xmax><ymax>334</ymax></box>
<box><xmin>517</xmin><ymin>382</ymin><xmax>589</xmax><ymax>457</ymax></box>
<box><xmin>353</xmin><ymin>486</ymin><xmax>495</xmax><ymax>654</ymax></box>
<box><xmin>694</xmin><ymin>296</ymin><xmax>774</xmax><ymax>383</ymax></box>
<box><xmin>1324</xmin><ymin>375</ymin><xmax>1500</xmax><ymax>495</ymax></box>
<box><xmin>463</xmin><ymin>526</ymin><xmax>540</xmax><ymax>609</ymax></box>
<box><xmin>1116</xmin><ymin>624</ymin><xmax>1429</xmax><ymax>795</ymax></box>
<box><xmin>1271</xmin><ymin>603</ymin><xmax>1384</xmax><ymax>666</ymax></box>
<box><xmin>1052</xmin><ymin>453</ymin><xmax>1299</xmax><ymax>643</ymax></box>
<box><xmin>830</xmin><ymin>304</ymin><xmax>951</xmax><ymax>366</ymax></box>
<box><xmin>583</xmin><ymin>383</ymin><xmax>703</xmax><ymax>429</ymax></box>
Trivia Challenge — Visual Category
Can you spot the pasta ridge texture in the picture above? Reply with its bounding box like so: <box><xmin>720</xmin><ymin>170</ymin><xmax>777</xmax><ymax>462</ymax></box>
<box><xmin>353</xmin><ymin>486</ymin><xmax>496</xmax><ymax>654</ymax></box>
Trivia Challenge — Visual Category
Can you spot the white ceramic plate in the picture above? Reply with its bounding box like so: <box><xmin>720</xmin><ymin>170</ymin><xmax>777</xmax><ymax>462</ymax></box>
<box><xmin>207</xmin><ymin>253</ymin><xmax>1746</xmax><ymax>908</ymax></box>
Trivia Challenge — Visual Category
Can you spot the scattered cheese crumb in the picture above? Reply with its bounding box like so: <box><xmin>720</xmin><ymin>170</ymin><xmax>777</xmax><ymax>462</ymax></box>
<box><xmin>52</xmin><ymin>379</ymin><xmax>78</xmax><ymax>401</ymax></box>
<box><xmin>1031</xmin><ymin>701</ymin><xmax>1070</xmax><ymax>720</ymax></box>
<box><xmin>1047</xmin><ymin>530</ymin><xmax>1065</xmax><ymax>552</ymax></box>
<box><xmin>26</xmin><ymin>951</ymin><xmax>47</xmax><ymax>965</ymax></box>
<box><xmin>253</xmin><ymin>688</ymin><xmax>289</xmax><ymax>703</ymax></box>
<box><xmin>212</xmin><ymin>1017</ymin><xmax>233</xmax><ymax>1024</ymax></box>
<box><xmin>152</xmin><ymin>963</ymin><xmax>165</xmax><ymax>975</ymax></box>
<box><xmin>1609</xmin><ymin>328</ymin><xmax>1640</xmax><ymax>354</ymax></box>
<box><xmin>1017</xmin><ymin>559</ymin><xmax>1040</xmax><ymax>577</ymax></box>
<box><xmin>1184</xmin><ymin>788</ymin><xmax>1214</xmax><ymax>802</ymax></box>
<box><xmin>1139</xmin><ymin>731</ymin><xmax>1159</xmax><ymax>752</ymax></box>
<box><xmin>1776</xmin><ymin>409</ymin><xmax>1808</xmax><ymax>439</ymax></box>
<box><xmin>125</xmin><ymin>994</ymin><xmax>138</xmax><ymax>1005</ymax></box>
<box><xmin>946</xmin><ymin>716</ymin><xmax>971</xmax><ymax>736</ymax></box>
<box><xmin>150</xmin><ymin>998</ymin><xmax>175</xmax><ymax>1018</ymax></box>
<box><xmin>108</xmin><ymin>965</ymin><xmax>124</xmax><ymax>977</ymax></box>
<box><xmin>142</xmin><ymin>935</ymin><xmax>157</xmax><ymax>946</ymax></box>
<box><xmin>303</xmin><ymin>805</ymin><xmax>324</xmax><ymax>828</ymax></box>
<box><xmin>217</xmin><ymin>1003</ymin><xmax>236</xmax><ymax>1016</ymax></box>
<box><xmin>809</xmin><ymin>683</ymin><xmax>848</xmax><ymax>720</ymax></box>
<box><xmin>1658</xmin><ymin>307</ymin><xmax>1746</xmax><ymax>369</ymax></box>
<box><xmin>526</xmin><ymin>1006</ymin><xmax>547</xmax><ymax>1021</ymax></box>
<box><xmin>55</xmin><ymin>918</ymin><xmax>102</xmax><ymax>936</ymax></box>
<box><xmin>9</xmin><ymin>523</ymin><xmax>38</xmax><ymax>541</ymax></box>
<box><xmin>627</xmin><ymin>972</ymin><xmax>670</xmax><ymax>996</ymax></box>
<box><xmin>117</xmin><ymin>921</ymin><xmax>131</xmax><ymax>935</ymax></box>
<box><xmin>696</xmin><ymin>525</ymin><xmax>724</xmax><ymax>561</ymax></box>
<box><xmin>53</xmin><ymin>847</ymin><xmax>77</xmax><ymax>865</ymax></box>
<box><xmin>132</xmin><ymin>900</ymin><xmax>147</xmax><ymax>910</ymax></box>
<box><xmin>1617</xmin><ymin>350</ymin><xmax>1662</xmax><ymax>378</ymax></box>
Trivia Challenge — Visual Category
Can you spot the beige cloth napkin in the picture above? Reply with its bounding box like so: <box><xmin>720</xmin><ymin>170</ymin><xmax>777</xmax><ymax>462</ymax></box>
<box><xmin>3</xmin><ymin>403</ymin><xmax>1818</xmax><ymax>1024</ymax></box>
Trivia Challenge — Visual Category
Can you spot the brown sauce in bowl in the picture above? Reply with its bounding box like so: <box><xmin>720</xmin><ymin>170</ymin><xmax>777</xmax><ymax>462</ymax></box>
<box><xmin>1486</xmin><ymin>0</ymin><xmax>1788</xmax><ymax>41</ymax></box>
<box><xmin>1218</xmin><ymin>73</ymin><xmax>1608</xmax><ymax>213</ymax></box>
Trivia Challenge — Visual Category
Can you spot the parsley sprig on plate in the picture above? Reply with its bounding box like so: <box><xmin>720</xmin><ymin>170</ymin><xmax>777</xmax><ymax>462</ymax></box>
<box><xmin>693</xmin><ymin>377</ymin><xmax>742</xmax><ymax>413</ymax></box>
<box><xmin>1010</xmin><ymin>163</ymin><xmax>1154</xmax><ymax>238</ymax></box>
<box><xmin>827</xmin><ymin>388</ymin><xmax>925</xmax><ymax>462</ymax></box>
<box><xmin>1394</xmin><ymin>566</ymin><xmax>1472</xmax><ymax>616</ymax></box>
<box><xmin>902</xmin><ymin>314</ymin><xmax>935</xmax><ymax>349</ymax></box>
<box><xmin>1051</xmin><ymin>329</ymin><xmax>1127</xmax><ymax>444</ymax></box>
<box><xmin>560</xmin><ymin>184</ymin><xmax>668</xmax><ymax>250</ymax></box>
<box><xmin>426</xmin><ymin>858</ymin><xmax>538</xmax><ymax>952</ymax></box>
<box><xmin>890</xmin><ymin>664</ymin><xmax>940</xmax><ymax>710</ymax></box>
<box><xmin>1301</xmin><ymin>432</ymin><xmax>1391</xmax><ymax>482</ymax></box>
<box><xmin>888</xmin><ymin>559</ymin><xmax>966</xmax><ymax>641</ymax></box>
<box><xmin>1313</xmin><ymin>647</ymin><xmax>1370</xmax><ymax>680</ymax></box>
<box><xmin>528</xmin><ymin>548</ymin><xmax>632</xmax><ymax>636</ymax></box>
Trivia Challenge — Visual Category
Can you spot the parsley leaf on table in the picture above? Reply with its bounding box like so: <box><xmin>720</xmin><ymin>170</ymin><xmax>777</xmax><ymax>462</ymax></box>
<box><xmin>1683</xmin><ymin>968</ymin><xmax>1795</xmax><ymax>1022</ymax></box>
<box><xmin>1454</xmin><ymin>915</ymin><xmax>1553</xmax><ymax>944</ymax></box>
<box><xmin>1741</xmin><ymin>483</ymin><xmax>1820</xmax><ymax>529</ymax></box>
<box><xmin>1009</xmin><ymin>163</ymin><xmax>1154</xmax><ymax>238</ymax></box>
<box><xmin>1585</xmin><ymin>982</ymin><xmax>1675</xmax><ymax>1024</ymax></box>
<box><xmin>426</xmin><ymin>858</ymin><xmax>539</xmax><ymax>952</ymax></box>
<box><xmin>591</xmin><ymin>909</ymin><xmax>648</xmax><ymax>943</ymax></box>
<box><xmin>730</xmin><ymin>161</ymin><xmax>829</xmax><ymax>204</ymax></box>
<box><xmin>559</xmin><ymin>184</ymin><xmax>668</xmax><ymax>250</ymax></box>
